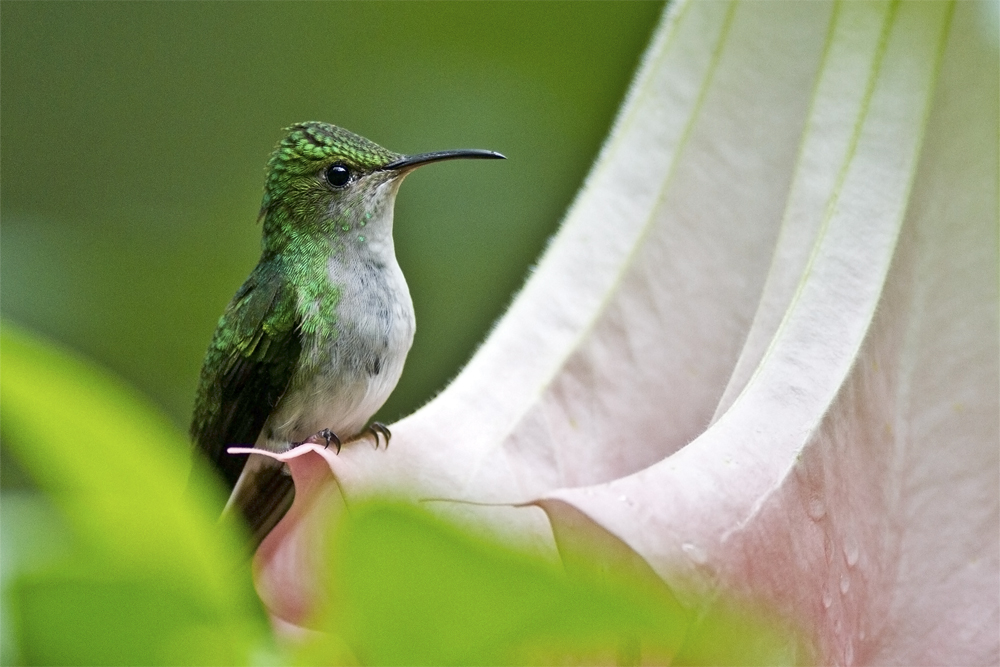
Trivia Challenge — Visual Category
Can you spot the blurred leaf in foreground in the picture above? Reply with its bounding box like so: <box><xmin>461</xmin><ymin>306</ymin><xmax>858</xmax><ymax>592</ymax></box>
<box><xmin>0</xmin><ymin>321</ymin><xmax>271</xmax><ymax>665</ymax></box>
<box><xmin>0</xmin><ymin>493</ymin><xmax>72</xmax><ymax>665</ymax></box>
<box><xmin>289</xmin><ymin>496</ymin><xmax>797</xmax><ymax>666</ymax></box>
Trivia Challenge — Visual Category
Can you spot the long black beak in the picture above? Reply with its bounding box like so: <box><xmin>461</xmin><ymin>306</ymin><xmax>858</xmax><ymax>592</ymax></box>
<box><xmin>381</xmin><ymin>149</ymin><xmax>505</xmax><ymax>172</ymax></box>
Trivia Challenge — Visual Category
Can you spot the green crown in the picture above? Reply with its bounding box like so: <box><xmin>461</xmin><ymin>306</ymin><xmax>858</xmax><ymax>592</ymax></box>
<box><xmin>261</xmin><ymin>121</ymin><xmax>401</xmax><ymax>215</ymax></box>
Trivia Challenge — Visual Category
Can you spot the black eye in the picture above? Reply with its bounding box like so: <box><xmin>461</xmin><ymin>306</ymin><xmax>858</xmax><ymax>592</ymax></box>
<box><xmin>325</xmin><ymin>163</ymin><xmax>351</xmax><ymax>188</ymax></box>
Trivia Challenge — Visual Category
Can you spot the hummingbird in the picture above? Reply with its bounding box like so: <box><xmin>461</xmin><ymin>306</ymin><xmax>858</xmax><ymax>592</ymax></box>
<box><xmin>190</xmin><ymin>121</ymin><xmax>504</xmax><ymax>547</ymax></box>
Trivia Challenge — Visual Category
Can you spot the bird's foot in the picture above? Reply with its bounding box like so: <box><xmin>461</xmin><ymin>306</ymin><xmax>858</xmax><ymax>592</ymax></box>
<box><xmin>317</xmin><ymin>428</ymin><xmax>343</xmax><ymax>453</ymax></box>
<box><xmin>367</xmin><ymin>422</ymin><xmax>391</xmax><ymax>450</ymax></box>
<box><xmin>294</xmin><ymin>428</ymin><xmax>342</xmax><ymax>454</ymax></box>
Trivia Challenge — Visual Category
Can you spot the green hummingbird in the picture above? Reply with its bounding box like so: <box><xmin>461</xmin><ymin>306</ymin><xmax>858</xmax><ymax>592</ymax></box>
<box><xmin>190</xmin><ymin>121</ymin><xmax>504</xmax><ymax>547</ymax></box>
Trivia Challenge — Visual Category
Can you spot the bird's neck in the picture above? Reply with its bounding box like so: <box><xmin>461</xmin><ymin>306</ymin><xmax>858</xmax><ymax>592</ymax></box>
<box><xmin>258</xmin><ymin>187</ymin><xmax>403</xmax><ymax>344</ymax></box>
<box><xmin>262</xmin><ymin>181</ymin><xmax>400</xmax><ymax>262</ymax></box>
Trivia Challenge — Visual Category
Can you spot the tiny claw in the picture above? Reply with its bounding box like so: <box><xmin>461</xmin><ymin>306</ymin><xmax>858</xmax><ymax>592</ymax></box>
<box><xmin>368</xmin><ymin>422</ymin><xmax>392</xmax><ymax>450</ymax></box>
<box><xmin>320</xmin><ymin>428</ymin><xmax>343</xmax><ymax>454</ymax></box>
<box><xmin>295</xmin><ymin>428</ymin><xmax>342</xmax><ymax>454</ymax></box>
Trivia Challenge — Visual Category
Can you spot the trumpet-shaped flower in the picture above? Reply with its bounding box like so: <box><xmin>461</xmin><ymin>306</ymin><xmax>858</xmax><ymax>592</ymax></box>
<box><xmin>253</xmin><ymin>2</ymin><xmax>998</xmax><ymax>664</ymax></box>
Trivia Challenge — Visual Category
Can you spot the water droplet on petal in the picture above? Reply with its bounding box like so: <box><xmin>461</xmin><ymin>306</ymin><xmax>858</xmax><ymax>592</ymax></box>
<box><xmin>681</xmin><ymin>542</ymin><xmax>708</xmax><ymax>565</ymax></box>
<box><xmin>807</xmin><ymin>497</ymin><xmax>826</xmax><ymax>520</ymax></box>
<box><xmin>822</xmin><ymin>587</ymin><xmax>833</xmax><ymax>609</ymax></box>
<box><xmin>845</xmin><ymin>640</ymin><xmax>854</xmax><ymax>666</ymax></box>
<box><xmin>840</xmin><ymin>573</ymin><xmax>850</xmax><ymax>594</ymax></box>
<box><xmin>844</xmin><ymin>537</ymin><xmax>859</xmax><ymax>566</ymax></box>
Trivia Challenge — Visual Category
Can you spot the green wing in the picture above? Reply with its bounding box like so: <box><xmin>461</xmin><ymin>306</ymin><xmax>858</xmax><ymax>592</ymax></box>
<box><xmin>190</xmin><ymin>259</ymin><xmax>301</xmax><ymax>495</ymax></box>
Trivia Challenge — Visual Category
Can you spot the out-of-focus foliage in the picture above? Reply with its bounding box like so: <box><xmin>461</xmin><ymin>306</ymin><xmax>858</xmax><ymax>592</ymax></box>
<box><xmin>308</xmin><ymin>499</ymin><xmax>797</xmax><ymax>666</ymax></box>
<box><xmin>1</xmin><ymin>324</ymin><xmax>795</xmax><ymax>666</ymax></box>
<box><xmin>0</xmin><ymin>322</ymin><xmax>269</xmax><ymax>665</ymax></box>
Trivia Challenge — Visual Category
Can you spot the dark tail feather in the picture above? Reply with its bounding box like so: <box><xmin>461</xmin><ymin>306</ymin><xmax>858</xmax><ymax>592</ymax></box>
<box><xmin>224</xmin><ymin>456</ymin><xmax>296</xmax><ymax>553</ymax></box>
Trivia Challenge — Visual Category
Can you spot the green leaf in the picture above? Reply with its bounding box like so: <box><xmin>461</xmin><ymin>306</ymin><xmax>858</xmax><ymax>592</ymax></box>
<box><xmin>0</xmin><ymin>321</ymin><xmax>271</xmax><ymax>665</ymax></box>
<box><xmin>303</xmin><ymin>498</ymin><xmax>792</xmax><ymax>666</ymax></box>
<box><xmin>0</xmin><ymin>493</ymin><xmax>72</xmax><ymax>665</ymax></box>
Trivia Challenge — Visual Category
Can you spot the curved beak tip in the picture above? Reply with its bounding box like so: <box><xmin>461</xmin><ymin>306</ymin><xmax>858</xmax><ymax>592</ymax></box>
<box><xmin>382</xmin><ymin>149</ymin><xmax>506</xmax><ymax>172</ymax></box>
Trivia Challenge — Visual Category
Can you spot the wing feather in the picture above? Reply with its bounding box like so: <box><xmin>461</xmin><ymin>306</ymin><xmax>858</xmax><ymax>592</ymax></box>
<box><xmin>190</xmin><ymin>260</ymin><xmax>301</xmax><ymax>497</ymax></box>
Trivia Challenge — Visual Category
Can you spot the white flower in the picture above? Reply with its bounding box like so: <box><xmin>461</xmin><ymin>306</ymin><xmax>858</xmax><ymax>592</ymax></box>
<box><xmin>254</xmin><ymin>2</ymin><xmax>998</xmax><ymax>664</ymax></box>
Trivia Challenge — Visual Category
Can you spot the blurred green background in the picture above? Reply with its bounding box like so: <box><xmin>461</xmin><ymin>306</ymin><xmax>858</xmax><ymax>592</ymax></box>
<box><xmin>0</xmin><ymin>1</ymin><xmax>663</xmax><ymax>449</ymax></box>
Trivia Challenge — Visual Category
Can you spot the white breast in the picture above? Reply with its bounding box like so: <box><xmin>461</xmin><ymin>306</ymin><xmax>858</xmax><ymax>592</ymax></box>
<box><xmin>261</xmin><ymin>231</ymin><xmax>415</xmax><ymax>450</ymax></box>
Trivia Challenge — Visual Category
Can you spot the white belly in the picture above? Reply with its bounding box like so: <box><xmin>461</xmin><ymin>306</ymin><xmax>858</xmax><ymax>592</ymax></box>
<box><xmin>260</xmin><ymin>249</ymin><xmax>414</xmax><ymax>450</ymax></box>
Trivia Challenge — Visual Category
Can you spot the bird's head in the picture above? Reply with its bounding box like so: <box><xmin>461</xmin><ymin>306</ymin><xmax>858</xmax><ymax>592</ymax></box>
<box><xmin>258</xmin><ymin>122</ymin><xmax>503</xmax><ymax>253</ymax></box>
